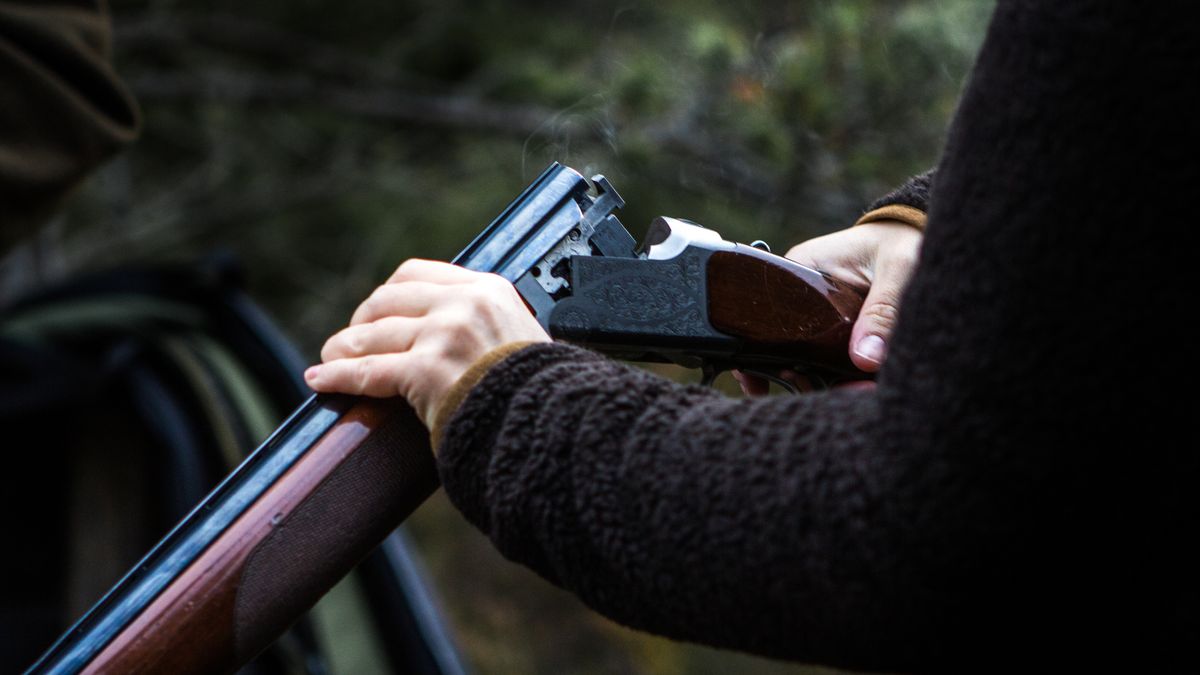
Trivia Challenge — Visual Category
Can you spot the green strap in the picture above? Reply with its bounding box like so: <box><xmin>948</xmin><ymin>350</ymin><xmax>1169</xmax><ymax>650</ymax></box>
<box><xmin>188</xmin><ymin>333</ymin><xmax>281</xmax><ymax>455</ymax></box>
<box><xmin>0</xmin><ymin>296</ymin><xmax>203</xmax><ymax>342</ymax></box>
<box><xmin>156</xmin><ymin>335</ymin><xmax>246</xmax><ymax>470</ymax></box>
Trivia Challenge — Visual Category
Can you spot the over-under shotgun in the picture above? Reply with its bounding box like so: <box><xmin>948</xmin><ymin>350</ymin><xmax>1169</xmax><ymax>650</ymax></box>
<box><xmin>28</xmin><ymin>163</ymin><xmax>863</xmax><ymax>674</ymax></box>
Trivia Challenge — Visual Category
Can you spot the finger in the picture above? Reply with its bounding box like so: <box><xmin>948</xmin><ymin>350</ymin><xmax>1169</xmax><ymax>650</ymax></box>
<box><xmin>834</xmin><ymin>379</ymin><xmax>877</xmax><ymax>392</ymax></box>
<box><xmin>849</xmin><ymin>284</ymin><xmax>900</xmax><ymax>372</ymax></box>
<box><xmin>387</xmin><ymin>258</ymin><xmax>480</xmax><ymax>285</ymax></box>
<box><xmin>321</xmin><ymin>316</ymin><xmax>418</xmax><ymax>363</ymax></box>
<box><xmin>776</xmin><ymin>369</ymin><xmax>815</xmax><ymax>393</ymax></box>
<box><xmin>350</xmin><ymin>281</ymin><xmax>452</xmax><ymax>326</ymax></box>
<box><xmin>304</xmin><ymin>353</ymin><xmax>411</xmax><ymax>398</ymax></box>
<box><xmin>849</xmin><ymin>249</ymin><xmax>916</xmax><ymax>372</ymax></box>
<box><xmin>731</xmin><ymin>369</ymin><xmax>770</xmax><ymax>396</ymax></box>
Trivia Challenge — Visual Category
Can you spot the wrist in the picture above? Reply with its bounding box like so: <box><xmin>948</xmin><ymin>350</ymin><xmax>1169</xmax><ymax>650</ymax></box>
<box><xmin>430</xmin><ymin>341</ymin><xmax>541</xmax><ymax>451</ymax></box>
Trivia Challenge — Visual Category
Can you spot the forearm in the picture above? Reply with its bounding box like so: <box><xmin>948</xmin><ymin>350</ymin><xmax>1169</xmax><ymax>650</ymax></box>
<box><xmin>0</xmin><ymin>0</ymin><xmax>139</xmax><ymax>247</ymax></box>
<box><xmin>438</xmin><ymin>344</ymin><xmax>962</xmax><ymax>671</ymax></box>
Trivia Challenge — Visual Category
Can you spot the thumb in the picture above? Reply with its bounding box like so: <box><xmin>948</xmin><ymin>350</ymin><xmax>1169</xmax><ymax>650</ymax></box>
<box><xmin>849</xmin><ymin>271</ymin><xmax>906</xmax><ymax>373</ymax></box>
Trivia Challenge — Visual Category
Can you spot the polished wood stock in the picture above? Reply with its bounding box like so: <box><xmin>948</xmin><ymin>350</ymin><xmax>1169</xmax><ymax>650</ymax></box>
<box><xmin>707</xmin><ymin>244</ymin><xmax>864</xmax><ymax>370</ymax></box>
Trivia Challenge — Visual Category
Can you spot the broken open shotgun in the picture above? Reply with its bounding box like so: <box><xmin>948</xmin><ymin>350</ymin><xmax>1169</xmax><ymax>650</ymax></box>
<box><xmin>27</xmin><ymin>162</ymin><xmax>863</xmax><ymax>674</ymax></box>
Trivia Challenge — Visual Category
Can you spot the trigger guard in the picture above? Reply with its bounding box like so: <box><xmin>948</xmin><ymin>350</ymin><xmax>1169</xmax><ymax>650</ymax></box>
<box><xmin>700</xmin><ymin>365</ymin><xmax>809</xmax><ymax>395</ymax></box>
<box><xmin>738</xmin><ymin>368</ymin><xmax>803</xmax><ymax>395</ymax></box>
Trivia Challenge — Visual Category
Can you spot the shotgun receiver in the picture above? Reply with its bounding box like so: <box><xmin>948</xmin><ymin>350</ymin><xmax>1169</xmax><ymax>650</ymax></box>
<box><xmin>27</xmin><ymin>163</ymin><xmax>863</xmax><ymax>674</ymax></box>
<box><xmin>464</xmin><ymin>163</ymin><xmax>864</xmax><ymax>387</ymax></box>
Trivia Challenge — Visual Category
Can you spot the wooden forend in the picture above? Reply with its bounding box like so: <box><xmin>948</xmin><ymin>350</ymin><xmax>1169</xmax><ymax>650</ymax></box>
<box><xmin>85</xmin><ymin>399</ymin><xmax>400</xmax><ymax>674</ymax></box>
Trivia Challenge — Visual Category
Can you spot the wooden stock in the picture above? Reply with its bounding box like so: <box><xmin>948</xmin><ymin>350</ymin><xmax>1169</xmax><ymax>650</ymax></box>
<box><xmin>83</xmin><ymin>398</ymin><xmax>437</xmax><ymax>674</ymax></box>
<box><xmin>707</xmin><ymin>244</ymin><xmax>864</xmax><ymax>370</ymax></box>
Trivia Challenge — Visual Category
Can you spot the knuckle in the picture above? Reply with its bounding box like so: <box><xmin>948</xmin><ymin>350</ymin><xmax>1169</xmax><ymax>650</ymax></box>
<box><xmin>351</xmin><ymin>358</ymin><xmax>370</xmax><ymax>390</ymax></box>
<box><xmin>440</xmin><ymin>315</ymin><xmax>470</xmax><ymax>338</ymax></box>
<box><xmin>480</xmin><ymin>278</ymin><xmax>517</xmax><ymax>312</ymax></box>
<box><xmin>465</xmin><ymin>280</ymin><xmax>495</xmax><ymax>304</ymax></box>
<box><xmin>358</xmin><ymin>289</ymin><xmax>386</xmax><ymax>319</ymax></box>
<box><xmin>320</xmin><ymin>338</ymin><xmax>338</xmax><ymax>363</ymax></box>
<box><xmin>374</xmin><ymin>314</ymin><xmax>404</xmax><ymax>335</ymax></box>
<box><xmin>870</xmin><ymin>280</ymin><xmax>907</xmax><ymax>307</ymax></box>
<box><xmin>395</xmin><ymin>258</ymin><xmax>421</xmax><ymax>278</ymax></box>
<box><xmin>861</xmin><ymin>301</ymin><xmax>900</xmax><ymax>328</ymax></box>
<box><xmin>344</xmin><ymin>330</ymin><xmax>366</xmax><ymax>356</ymax></box>
<box><xmin>354</xmin><ymin>357</ymin><xmax>384</xmax><ymax>395</ymax></box>
<box><xmin>322</xmin><ymin>328</ymin><xmax>360</xmax><ymax>361</ymax></box>
<box><xmin>376</xmin><ymin>283</ymin><xmax>400</xmax><ymax>303</ymax></box>
<box><xmin>483</xmin><ymin>273</ymin><xmax>512</xmax><ymax>293</ymax></box>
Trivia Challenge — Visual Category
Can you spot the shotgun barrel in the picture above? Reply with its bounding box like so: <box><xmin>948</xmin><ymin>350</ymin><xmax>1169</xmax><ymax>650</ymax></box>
<box><xmin>27</xmin><ymin>163</ymin><xmax>602</xmax><ymax>674</ymax></box>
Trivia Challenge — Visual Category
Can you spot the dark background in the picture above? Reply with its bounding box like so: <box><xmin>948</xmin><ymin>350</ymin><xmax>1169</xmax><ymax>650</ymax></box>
<box><xmin>4</xmin><ymin>1</ymin><xmax>991</xmax><ymax>672</ymax></box>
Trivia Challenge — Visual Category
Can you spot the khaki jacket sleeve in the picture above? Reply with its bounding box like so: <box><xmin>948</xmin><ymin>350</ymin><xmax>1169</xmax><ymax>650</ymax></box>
<box><xmin>854</xmin><ymin>169</ymin><xmax>935</xmax><ymax>230</ymax></box>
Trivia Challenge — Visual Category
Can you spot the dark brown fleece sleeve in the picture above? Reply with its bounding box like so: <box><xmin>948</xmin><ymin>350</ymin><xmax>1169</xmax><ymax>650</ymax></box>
<box><xmin>867</xmin><ymin>169</ymin><xmax>935</xmax><ymax>214</ymax></box>
<box><xmin>436</xmin><ymin>2</ymin><xmax>1194</xmax><ymax>672</ymax></box>
<box><xmin>0</xmin><ymin>0</ymin><xmax>139</xmax><ymax>251</ymax></box>
<box><xmin>439</xmin><ymin>343</ymin><xmax>922</xmax><ymax>669</ymax></box>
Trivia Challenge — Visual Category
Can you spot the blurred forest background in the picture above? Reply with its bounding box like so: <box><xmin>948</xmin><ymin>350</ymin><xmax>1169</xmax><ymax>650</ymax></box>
<box><xmin>6</xmin><ymin>0</ymin><xmax>991</xmax><ymax>672</ymax></box>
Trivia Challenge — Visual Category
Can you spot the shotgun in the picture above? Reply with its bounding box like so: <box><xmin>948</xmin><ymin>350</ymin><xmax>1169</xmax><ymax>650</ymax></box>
<box><xmin>27</xmin><ymin>162</ymin><xmax>864</xmax><ymax>674</ymax></box>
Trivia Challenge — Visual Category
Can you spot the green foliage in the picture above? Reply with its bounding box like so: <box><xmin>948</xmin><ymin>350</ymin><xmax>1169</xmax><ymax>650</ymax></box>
<box><xmin>47</xmin><ymin>1</ymin><xmax>992</xmax><ymax>671</ymax></box>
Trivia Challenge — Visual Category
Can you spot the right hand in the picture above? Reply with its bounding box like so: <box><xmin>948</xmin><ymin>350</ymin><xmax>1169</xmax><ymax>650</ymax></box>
<box><xmin>734</xmin><ymin>219</ymin><xmax>922</xmax><ymax>395</ymax></box>
<box><xmin>306</xmin><ymin>259</ymin><xmax>551</xmax><ymax>428</ymax></box>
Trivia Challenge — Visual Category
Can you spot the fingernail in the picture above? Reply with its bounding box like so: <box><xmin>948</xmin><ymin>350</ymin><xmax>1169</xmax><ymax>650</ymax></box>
<box><xmin>304</xmin><ymin>365</ymin><xmax>321</xmax><ymax>381</ymax></box>
<box><xmin>854</xmin><ymin>335</ymin><xmax>887</xmax><ymax>365</ymax></box>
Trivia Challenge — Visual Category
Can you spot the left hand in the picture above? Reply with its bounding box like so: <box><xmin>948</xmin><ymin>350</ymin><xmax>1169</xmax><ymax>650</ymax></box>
<box><xmin>304</xmin><ymin>259</ymin><xmax>551</xmax><ymax>427</ymax></box>
<box><xmin>785</xmin><ymin>220</ymin><xmax>922</xmax><ymax>372</ymax></box>
<box><xmin>734</xmin><ymin>219</ymin><xmax>922</xmax><ymax>396</ymax></box>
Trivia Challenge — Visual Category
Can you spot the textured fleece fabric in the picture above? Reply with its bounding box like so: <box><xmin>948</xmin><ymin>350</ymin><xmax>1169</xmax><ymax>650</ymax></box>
<box><xmin>438</xmin><ymin>2</ymin><xmax>1196</xmax><ymax>673</ymax></box>
<box><xmin>866</xmin><ymin>170</ymin><xmax>935</xmax><ymax>215</ymax></box>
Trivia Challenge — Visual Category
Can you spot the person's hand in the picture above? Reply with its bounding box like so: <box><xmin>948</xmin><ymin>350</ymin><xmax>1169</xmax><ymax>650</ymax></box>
<box><xmin>786</xmin><ymin>220</ymin><xmax>922</xmax><ymax>371</ymax></box>
<box><xmin>304</xmin><ymin>259</ymin><xmax>551</xmax><ymax>427</ymax></box>
<box><xmin>734</xmin><ymin>219</ymin><xmax>922</xmax><ymax>395</ymax></box>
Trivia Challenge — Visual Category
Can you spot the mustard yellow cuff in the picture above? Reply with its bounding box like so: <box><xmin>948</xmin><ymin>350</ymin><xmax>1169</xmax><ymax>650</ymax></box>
<box><xmin>854</xmin><ymin>204</ymin><xmax>927</xmax><ymax>231</ymax></box>
<box><xmin>429</xmin><ymin>341</ymin><xmax>540</xmax><ymax>452</ymax></box>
